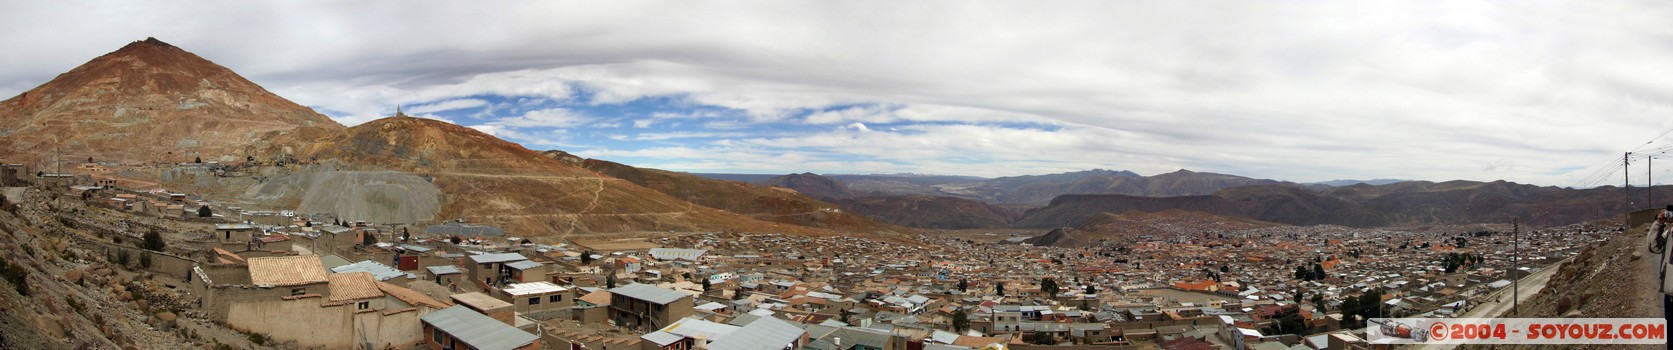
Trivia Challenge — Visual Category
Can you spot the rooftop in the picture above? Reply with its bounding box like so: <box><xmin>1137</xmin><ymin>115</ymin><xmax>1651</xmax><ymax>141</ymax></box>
<box><xmin>708</xmin><ymin>316</ymin><xmax>806</xmax><ymax>350</ymax></box>
<box><xmin>427</xmin><ymin>265</ymin><xmax>462</xmax><ymax>275</ymax></box>
<box><xmin>505</xmin><ymin>260</ymin><xmax>543</xmax><ymax>270</ymax></box>
<box><xmin>248</xmin><ymin>256</ymin><xmax>328</xmax><ymax>287</ymax></box>
<box><xmin>469</xmin><ymin>252</ymin><xmax>528</xmax><ymax>264</ymax></box>
<box><xmin>503</xmin><ymin>281</ymin><xmax>568</xmax><ymax>296</ymax></box>
<box><xmin>452</xmin><ymin>292</ymin><xmax>512</xmax><ymax>310</ymax></box>
<box><xmin>610</xmin><ymin>283</ymin><xmax>691</xmax><ymax>305</ymax></box>
<box><xmin>327</xmin><ymin>272</ymin><xmax>383</xmax><ymax>302</ymax></box>
<box><xmin>331</xmin><ymin>260</ymin><xmax>410</xmax><ymax>281</ymax></box>
<box><xmin>422</xmin><ymin>306</ymin><xmax>539</xmax><ymax>350</ymax></box>
<box><xmin>649</xmin><ymin>248</ymin><xmax>708</xmax><ymax>261</ymax></box>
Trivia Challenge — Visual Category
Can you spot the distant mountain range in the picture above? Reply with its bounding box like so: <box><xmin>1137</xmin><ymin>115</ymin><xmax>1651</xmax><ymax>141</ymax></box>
<box><xmin>1312</xmin><ymin>179</ymin><xmax>1409</xmax><ymax>187</ymax></box>
<box><xmin>697</xmin><ymin>170</ymin><xmax>1646</xmax><ymax>231</ymax></box>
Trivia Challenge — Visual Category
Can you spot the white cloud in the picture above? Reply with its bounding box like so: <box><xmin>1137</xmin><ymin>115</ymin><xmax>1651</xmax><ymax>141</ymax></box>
<box><xmin>3</xmin><ymin>1</ymin><xmax>1672</xmax><ymax>184</ymax></box>
<box><xmin>407</xmin><ymin>98</ymin><xmax>488</xmax><ymax>114</ymax></box>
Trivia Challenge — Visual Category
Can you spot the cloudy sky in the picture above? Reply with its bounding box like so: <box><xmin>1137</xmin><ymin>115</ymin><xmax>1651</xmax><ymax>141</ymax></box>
<box><xmin>3</xmin><ymin>1</ymin><xmax>1672</xmax><ymax>187</ymax></box>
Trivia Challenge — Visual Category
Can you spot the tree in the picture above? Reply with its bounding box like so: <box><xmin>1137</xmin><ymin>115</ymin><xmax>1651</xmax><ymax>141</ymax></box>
<box><xmin>194</xmin><ymin>156</ymin><xmax>202</xmax><ymax>164</ymax></box>
<box><xmin>304</xmin><ymin>221</ymin><xmax>312</xmax><ymax>227</ymax></box>
<box><xmin>141</xmin><ymin>230</ymin><xmax>166</xmax><ymax>251</ymax></box>
<box><xmin>519</xmin><ymin>238</ymin><xmax>532</xmax><ymax>245</ymax></box>
<box><xmin>702</xmin><ymin>276</ymin><xmax>712</xmax><ymax>294</ymax></box>
<box><xmin>361</xmin><ymin>232</ymin><xmax>377</xmax><ymax>246</ymax></box>
<box><xmin>952</xmin><ymin>309</ymin><xmax>970</xmax><ymax>333</ymax></box>
<box><xmin>86</xmin><ymin>157</ymin><xmax>93</xmax><ymax>163</ymax></box>
<box><xmin>1220</xmin><ymin>265</ymin><xmax>1230</xmax><ymax>273</ymax></box>
<box><xmin>401</xmin><ymin>228</ymin><xmax>410</xmax><ymax>243</ymax></box>
<box><xmin>197</xmin><ymin>205</ymin><xmax>212</xmax><ymax>218</ymax></box>
<box><xmin>1313</xmin><ymin>263</ymin><xmax>1326</xmax><ymax>280</ymax></box>
<box><xmin>995</xmin><ymin>282</ymin><xmax>1005</xmax><ymax>297</ymax></box>
<box><xmin>1041</xmin><ymin>277</ymin><xmax>1060</xmax><ymax>297</ymax></box>
<box><xmin>1340</xmin><ymin>296</ymin><xmax>1361</xmax><ymax>327</ymax></box>
<box><xmin>448</xmin><ymin>235</ymin><xmax>462</xmax><ymax>245</ymax></box>
<box><xmin>139</xmin><ymin>251</ymin><xmax>153</xmax><ymax>268</ymax></box>
<box><xmin>957</xmin><ymin>278</ymin><xmax>968</xmax><ymax>293</ymax></box>
<box><xmin>1311</xmin><ymin>294</ymin><xmax>1327</xmax><ymax>313</ymax></box>
<box><xmin>1085</xmin><ymin>284</ymin><xmax>1097</xmax><ymax>295</ymax></box>
<box><xmin>581</xmin><ymin>251</ymin><xmax>595</xmax><ymax>265</ymax></box>
<box><xmin>1027</xmin><ymin>331</ymin><xmax>1055</xmax><ymax>345</ymax></box>
<box><xmin>605</xmin><ymin>273</ymin><xmax>618</xmax><ymax>289</ymax></box>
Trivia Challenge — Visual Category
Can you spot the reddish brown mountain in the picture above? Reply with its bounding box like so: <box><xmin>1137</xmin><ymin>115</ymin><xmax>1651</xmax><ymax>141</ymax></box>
<box><xmin>1015</xmin><ymin>181</ymin><xmax>1639</xmax><ymax>229</ymax></box>
<box><xmin>558</xmin><ymin>155</ymin><xmax>903</xmax><ymax>233</ymax></box>
<box><xmin>291</xmin><ymin>117</ymin><xmax>818</xmax><ymax>235</ymax></box>
<box><xmin>758</xmin><ymin>173</ymin><xmax>857</xmax><ymax>200</ymax></box>
<box><xmin>0</xmin><ymin>38</ymin><xmax>341</xmax><ymax>164</ymax></box>
<box><xmin>834</xmin><ymin>195</ymin><xmax>1017</xmax><ymax>229</ymax></box>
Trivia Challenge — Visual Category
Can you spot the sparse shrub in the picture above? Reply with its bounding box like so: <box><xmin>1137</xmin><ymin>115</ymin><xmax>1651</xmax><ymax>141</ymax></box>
<box><xmin>139</xmin><ymin>252</ymin><xmax>152</xmax><ymax>269</ymax></box>
<box><xmin>247</xmin><ymin>332</ymin><xmax>267</xmax><ymax>345</ymax></box>
<box><xmin>0</xmin><ymin>258</ymin><xmax>29</xmax><ymax>296</ymax></box>
<box><xmin>141</xmin><ymin>230</ymin><xmax>165</xmax><ymax>251</ymax></box>
<box><xmin>116</xmin><ymin>249</ymin><xmax>131</xmax><ymax>266</ymax></box>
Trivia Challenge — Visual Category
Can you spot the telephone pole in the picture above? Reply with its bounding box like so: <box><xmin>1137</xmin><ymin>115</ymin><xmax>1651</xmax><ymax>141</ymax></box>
<box><xmin>1650</xmin><ymin>156</ymin><xmax>1655</xmax><ymax>208</ymax></box>
<box><xmin>1512</xmin><ymin>218</ymin><xmax>1519</xmax><ymax>317</ymax></box>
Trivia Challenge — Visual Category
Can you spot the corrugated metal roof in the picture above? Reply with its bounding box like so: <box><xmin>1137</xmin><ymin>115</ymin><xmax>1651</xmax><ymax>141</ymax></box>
<box><xmin>469</xmin><ymin>252</ymin><xmax>528</xmax><ymax>264</ymax></box>
<box><xmin>660</xmin><ymin>317</ymin><xmax>740</xmax><ymax>340</ymax></box>
<box><xmin>708</xmin><ymin>316</ymin><xmax>806</xmax><ymax>350</ymax></box>
<box><xmin>503</xmin><ymin>282</ymin><xmax>568</xmax><ymax>296</ymax></box>
<box><xmin>505</xmin><ymin>260</ymin><xmax>543</xmax><ymax>270</ymax></box>
<box><xmin>330</xmin><ymin>260</ymin><xmax>410</xmax><ymax>281</ymax></box>
<box><xmin>610</xmin><ymin>283</ymin><xmax>690</xmax><ymax>305</ymax></box>
<box><xmin>648</xmin><ymin>248</ymin><xmax>708</xmax><ymax>261</ymax></box>
<box><xmin>640</xmin><ymin>331</ymin><xmax>684</xmax><ymax>346</ymax></box>
<box><xmin>426</xmin><ymin>265</ymin><xmax>461</xmax><ymax>275</ymax></box>
<box><xmin>421</xmin><ymin>306</ymin><xmax>538</xmax><ymax>350</ymax></box>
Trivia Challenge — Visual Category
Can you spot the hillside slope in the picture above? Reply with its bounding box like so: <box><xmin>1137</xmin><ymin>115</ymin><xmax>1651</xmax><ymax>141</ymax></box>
<box><xmin>0</xmin><ymin>38</ymin><xmax>341</xmax><ymax>164</ymax></box>
<box><xmin>289</xmin><ymin>117</ymin><xmax>815</xmax><ymax>236</ymax></box>
<box><xmin>1017</xmin><ymin>181</ymin><xmax>1638</xmax><ymax>229</ymax></box>
<box><xmin>834</xmin><ymin>195</ymin><xmax>1017</xmax><ymax>229</ymax></box>
<box><xmin>568</xmin><ymin>155</ymin><xmax>903</xmax><ymax>233</ymax></box>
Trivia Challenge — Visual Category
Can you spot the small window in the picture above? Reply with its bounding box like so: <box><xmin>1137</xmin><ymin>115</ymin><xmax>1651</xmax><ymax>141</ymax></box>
<box><xmin>549</xmin><ymin>295</ymin><xmax>561</xmax><ymax>303</ymax></box>
<box><xmin>432</xmin><ymin>326</ymin><xmax>444</xmax><ymax>344</ymax></box>
<box><xmin>290</xmin><ymin>288</ymin><xmax>305</xmax><ymax>296</ymax></box>
<box><xmin>529</xmin><ymin>297</ymin><xmax>540</xmax><ymax>305</ymax></box>
<box><xmin>357</xmin><ymin>301</ymin><xmax>370</xmax><ymax>310</ymax></box>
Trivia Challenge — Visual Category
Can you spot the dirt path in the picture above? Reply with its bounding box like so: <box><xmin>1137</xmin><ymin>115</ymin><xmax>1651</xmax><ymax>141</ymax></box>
<box><xmin>435</xmin><ymin>172</ymin><xmax>614</xmax><ymax>180</ymax></box>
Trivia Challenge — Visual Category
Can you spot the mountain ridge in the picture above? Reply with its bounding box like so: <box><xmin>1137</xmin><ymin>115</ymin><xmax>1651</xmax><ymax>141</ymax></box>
<box><xmin>0</xmin><ymin>37</ymin><xmax>342</xmax><ymax>164</ymax></box>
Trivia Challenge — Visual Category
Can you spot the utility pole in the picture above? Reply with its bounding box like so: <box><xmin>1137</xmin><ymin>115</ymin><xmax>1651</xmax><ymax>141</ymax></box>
<box><xmin>1651</xmin><ymin>156</ymin><xmax>1655</xmax><ymax>208</ymax></box>
<box><xmin>1627</xmin><ymin>152</ymin><xmax>1633</xmax><ymax>225</ymax></box>
<box><xmin>1512</xmin><ymin>218</ymin><xmax>1519</xmax><ymax>317</ymax></box>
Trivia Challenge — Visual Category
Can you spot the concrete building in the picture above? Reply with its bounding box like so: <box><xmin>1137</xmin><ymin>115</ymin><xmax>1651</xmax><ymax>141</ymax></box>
<box><xmin>451</xmin><ymin>292</ymin><xmax>515</xmax><ymax>325</ymax></box>
<box><xmin>193</xmin><ymin>256</ymin><xmax>451</xmax><ymax>349</ymax></box>
<box><xmin>463</xmin><ymin>252</ymin><xmax>529</xmax><ymax>288</ymax></box>
<box><xmin>501</xmin><ymin>281</ymin><xmax>572</xmax><ymax>314</ymax></box>
<box><xmin>609</xmin><ymin>283</ymin><xmax>695</xmax><ymax>331</ymax></box>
